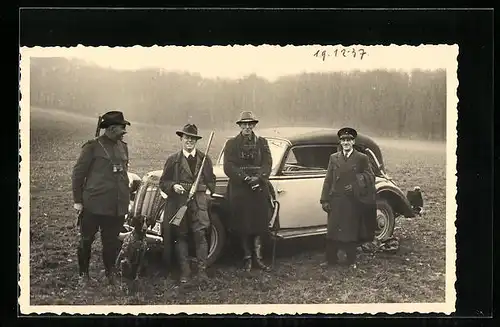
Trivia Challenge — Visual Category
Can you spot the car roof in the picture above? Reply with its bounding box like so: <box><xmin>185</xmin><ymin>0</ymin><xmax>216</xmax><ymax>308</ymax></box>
<box><xmin>257</xmin><ymin>127</ymin><xmax>385</xmax><ymax>167</ymax></box>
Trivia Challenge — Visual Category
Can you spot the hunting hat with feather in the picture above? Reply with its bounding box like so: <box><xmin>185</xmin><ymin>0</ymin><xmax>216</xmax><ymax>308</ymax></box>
<box><xmin>176</xmin><ymin>123</ymin><xmax>203</xmax><ymax>139</ymax></box>
<box><xmin>99</xmin><ymin>111</ymin><xmax>131</xmax><ymax>129</ymax></box>
<box><xmin>236</xmin><ymin>111</ymin><xmax>259</xmax><ymax>125</ymax></box>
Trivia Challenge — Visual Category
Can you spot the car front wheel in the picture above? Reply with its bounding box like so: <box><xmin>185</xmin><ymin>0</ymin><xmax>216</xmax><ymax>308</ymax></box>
<box><xmin>374</xmin><ymin>198</ymin><xmax>395</xmax><ymax>241</ymax></box>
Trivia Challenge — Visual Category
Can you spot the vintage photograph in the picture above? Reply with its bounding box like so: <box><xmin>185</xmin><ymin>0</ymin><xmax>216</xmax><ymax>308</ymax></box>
<box><xmin>19</xmin><ymin>44</ymin><xmax>458</xmax><ymax>315</ymax></box>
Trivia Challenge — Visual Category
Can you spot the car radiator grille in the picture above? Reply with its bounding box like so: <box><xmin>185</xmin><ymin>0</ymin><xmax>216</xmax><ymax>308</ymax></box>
<box><xmin>131</xmin><ymin>181</ymin><xmax>164</xmax><ymax>222</ymax></box>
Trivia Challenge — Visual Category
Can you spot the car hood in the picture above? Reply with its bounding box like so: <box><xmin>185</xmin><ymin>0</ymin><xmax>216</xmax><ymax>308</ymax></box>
<box><xmin>213</xmin><ymin>164</ymin><xmax>229</xmax><ymax>181</ymax></box>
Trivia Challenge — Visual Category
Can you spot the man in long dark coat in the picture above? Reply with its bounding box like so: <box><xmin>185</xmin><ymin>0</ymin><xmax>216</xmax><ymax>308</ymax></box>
<box><xmin>72</xmin><ymin>111</ymin><xmax>131</xmax><ymax>286</ymax></box>
<box><xmin>159</xmin><ymin>124</ymin><xmax>216</xmax><ymax>283</ymax></box>
<box><xmin>320</xmin><ymin>127</ymin><xmax>377</xmax><ymax>267</ymax></box>
<box><xmin>223</xmin><ymin>111</ymin><xmax>273</xmax><ymax>272</ymax></box>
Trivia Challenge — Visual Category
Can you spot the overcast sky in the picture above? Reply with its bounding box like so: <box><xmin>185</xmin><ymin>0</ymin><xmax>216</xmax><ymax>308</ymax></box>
<box><xmin>23</xmin><ymin>45</ymin><xmax>457</xmax><ymax>81</ymax></box>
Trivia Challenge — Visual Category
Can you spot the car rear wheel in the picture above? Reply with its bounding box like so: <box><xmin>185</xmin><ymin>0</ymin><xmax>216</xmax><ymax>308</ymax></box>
<box><xmin>157</xmin><ymin>208</ymin><xmax>226</xmax><ymax>268</ymax></box>
<box><xmin>206</xmin><ymin>211</ymin><xmax>226</xmax><ymax>267</ymax></box>
<box><xmin>375</xmin><ymin>198</ymin><xmax>395</xmax><ymax>241</ymax></box>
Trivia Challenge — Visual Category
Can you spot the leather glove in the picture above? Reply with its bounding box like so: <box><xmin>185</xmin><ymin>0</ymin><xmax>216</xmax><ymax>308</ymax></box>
<box><xmin>73</xmin><ymin>203</ymin><xmax>83</xmax><ymax>215</ymax></box>
<box><xmin>321</xmin><ymin>202</ymin><xmax>331</xmax><ymax>213</ymax></box>
<box><xmin>248</xmin><ymin>176</ymin><xmax>259</xmax><ymax>184</ymax></box>
<box><xmin>244</xmin><ymin>176</ymin><xmax>259</xmax><ymax>185</ymax></box>
<box><xmin>173</xmin><ymin>184</ymin><xmax>186</xmax><ymax>195</ymax></box>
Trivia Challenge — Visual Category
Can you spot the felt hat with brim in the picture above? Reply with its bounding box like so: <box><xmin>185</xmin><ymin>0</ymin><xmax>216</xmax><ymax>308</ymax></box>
<box><xmin>338</xmin><ymin>127</ymin><xmax>358</xmax><ymax>140</ymax></box>
<box><xmin>236</xmin><ymin>111</ymin><xmax>259</xmax><ymax>124</ymax></box>
<box><xmin>99</xmin><ymin>111</ymin><xmax>131</xmax><ymax>128</ymax></box>
<box><xmin>176</xmin><ymin>124</ymin><xmax>203</xmax><ymax>139</ymax></box>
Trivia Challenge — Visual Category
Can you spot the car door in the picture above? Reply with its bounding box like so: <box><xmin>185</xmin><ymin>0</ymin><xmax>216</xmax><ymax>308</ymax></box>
<box><xmin>273</xmin><ymin>144</ymin><xmax>337</xmax><ymax>229</ymax></box>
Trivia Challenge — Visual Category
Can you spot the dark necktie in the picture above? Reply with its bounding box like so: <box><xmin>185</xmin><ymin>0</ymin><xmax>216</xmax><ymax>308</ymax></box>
<box><xmin>187</xmin><ymin>155</ymin><xmax>196</xmax><ymax>174</ymax></box>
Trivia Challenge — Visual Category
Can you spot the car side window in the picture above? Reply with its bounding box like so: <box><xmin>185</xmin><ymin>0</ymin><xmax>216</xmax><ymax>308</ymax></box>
<box><xmin>282</xmin><ymin>145</ymin><xmax>337</xmax><ymax>175</ymax></box>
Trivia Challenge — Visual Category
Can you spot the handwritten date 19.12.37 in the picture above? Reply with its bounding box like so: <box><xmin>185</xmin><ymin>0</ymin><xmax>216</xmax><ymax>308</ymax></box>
<box><xmin>313</xmin><ymin>48</ymin><xmax>367</xmax><ymax>61</ymax></box>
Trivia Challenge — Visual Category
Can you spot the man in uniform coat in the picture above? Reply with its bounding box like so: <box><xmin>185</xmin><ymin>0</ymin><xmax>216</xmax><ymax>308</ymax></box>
<box><xmin>159</xmin><ymin>124</ymin><xmax>216</xmax><ymax>283</ymax></box>
<box><xmin>320</xmin><ymin>127</ymin><xmax>377</xmax><ymax>267</ymax></box>
<box><xmin>72</xmin><ymin>111</ymin><xmax>131</xmax><ymax>286</ymax></box>
<box><xmin>223</xmin><ymin>111</ymin><xmax>273</xmax><ymax>272</ymax></box>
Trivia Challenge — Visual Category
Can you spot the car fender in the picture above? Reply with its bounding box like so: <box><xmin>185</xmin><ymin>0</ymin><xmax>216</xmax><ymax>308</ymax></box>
<box><xmin>376</xmin><ymin>181</ymin><xmax>415</xmax><ymax>218</ymax></box>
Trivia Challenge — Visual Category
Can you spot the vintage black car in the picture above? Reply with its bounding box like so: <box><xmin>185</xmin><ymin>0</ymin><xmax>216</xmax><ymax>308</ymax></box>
<box><xmin>120</xmin><ymin>127</ymin><xmax>422</xmax><ymax>266</ymax></box>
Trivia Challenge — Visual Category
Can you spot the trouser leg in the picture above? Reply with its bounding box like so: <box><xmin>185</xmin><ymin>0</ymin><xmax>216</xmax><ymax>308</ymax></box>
<box><xmin>337</xmin><ymin>241</ymin><xmax>357</xmax><ymax>265</ymax></box>
<box><xmin>344</xmin><ymin>242</ymin><xmax>357</xmax><ymax>265</ymax></box>
<box><xmin>100</xmin><ymin>215</ymin><xmax>125</xmax><ymax>284</ymax></box>
<box><xmin>253</xmin><ymin>235</ymin><xmax>271</xmax><ymax>271</ymax></box>
<box><xmin>77</xmin><ymin>211</ymin><xmax>99</xmax><ymax>277</ymax></box>
<box><xmin>325</xmin><ymin>239</ymin><xmax>339</xmax><ymax>265</ymax></box>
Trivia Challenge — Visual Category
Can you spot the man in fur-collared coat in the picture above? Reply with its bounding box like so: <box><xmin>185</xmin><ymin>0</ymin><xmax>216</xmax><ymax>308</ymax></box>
<box><xmin>223</xmin><ymin>111</ymin><xmax>273</xmax><ymax>272</ymax></box>
<box><xmin>320</xmin><ymin>127</ymin><xmax>377</xmax><ymax>267</ymax></box>
<box><xmin>159</xmin><ymin>124</ymin><xmax>216</xmax><ymax>283</ymax></box>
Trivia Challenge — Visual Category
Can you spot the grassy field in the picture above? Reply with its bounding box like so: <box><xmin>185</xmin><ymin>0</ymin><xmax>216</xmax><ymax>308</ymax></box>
<box><xmin>27</xmin><ymin>106</ymin><xmax>448</xmax><ymax>306</ymax></box>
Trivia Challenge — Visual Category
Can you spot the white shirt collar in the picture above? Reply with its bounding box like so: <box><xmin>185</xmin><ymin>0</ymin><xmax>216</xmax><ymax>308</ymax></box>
<box><xmin>183</xmin><ymin>148</ymin><xmax>196</xmax><ymax>158</ymax></box>
<box><xmin>344</xmin><ymin>148</ymin><xmax>353</xmax><ymax>158</ymax></box>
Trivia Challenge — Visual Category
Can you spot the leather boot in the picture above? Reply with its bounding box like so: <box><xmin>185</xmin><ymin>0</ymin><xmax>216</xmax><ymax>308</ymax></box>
<box><xmin>77</xmin><ymin>236</ymin><xmax>93</xmax><ymax>274</ymax></box>
<box><xmin>175</xmin><ymin>236</ymin><xmax>190</xmax><ymax>283</ymax></box>
<box><xmin>194</xmin><ymin>230</ymin><xmax>209</xmax><ymax>281</ymax></box>
<box><xmin>241</xmin><ymin>236</ymin><xmax>252</xmax><ymax>272</ymax></box>
<box><xmin>77</xmin><ymin>237</ymin><xmax>95</xmax><ymax>286</ymax></box>
<box><xmin>253</xmin><ymin>236</ymin><xmax>271</xmax><ymax>272</ymax></box>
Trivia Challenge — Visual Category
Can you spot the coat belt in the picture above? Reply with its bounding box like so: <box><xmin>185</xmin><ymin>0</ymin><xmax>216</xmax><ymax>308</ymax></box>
<box><xmin>240</xmin><ymin>166</ymin><xmax>261</xmax><ymax>173</ymax></box>
<box><xmin>179</xmin><ymin>182</ymin><xmax>207</xmax><ymax>192</ymax></box>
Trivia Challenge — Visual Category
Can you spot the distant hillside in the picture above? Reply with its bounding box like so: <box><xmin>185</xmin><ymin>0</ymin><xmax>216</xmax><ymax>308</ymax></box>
<box><xmin>29</xmin><ymin>57</ymin><xmax>447</xmax><ymax>140</ymax></box>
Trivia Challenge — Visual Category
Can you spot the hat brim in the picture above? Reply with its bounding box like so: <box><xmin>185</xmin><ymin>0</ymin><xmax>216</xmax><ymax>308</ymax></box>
<box><xmin>176</xmin><ymin>131</ymin><xmax>202</xmax><ymax>139</ymax></box>
<box><xmin>99</xmin><ymin>120</ymin><xmax>131</xmax><ymax>129</ymax></box>
<box><xmin>339</xmin><ymin>135</ymin><xmax>355</xmax><ymax>140</ymax></box>
<box><xmin>236</xmin><ymin>119</ymin><xmax>259</xmax><ymax>125</ymax></box>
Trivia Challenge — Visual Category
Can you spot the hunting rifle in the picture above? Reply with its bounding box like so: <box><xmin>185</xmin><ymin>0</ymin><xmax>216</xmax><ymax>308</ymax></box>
<box><xmin>169</xmin><ymin>131</ymin><xmax>215</xmax><ymax>226</ymax></box>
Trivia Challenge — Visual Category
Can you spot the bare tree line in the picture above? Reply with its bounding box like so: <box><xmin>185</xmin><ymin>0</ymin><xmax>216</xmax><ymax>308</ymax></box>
<box><xmin>30</xmin><ymin>57</ymin><xmax>446</xmax><ymax>140</ymax></box>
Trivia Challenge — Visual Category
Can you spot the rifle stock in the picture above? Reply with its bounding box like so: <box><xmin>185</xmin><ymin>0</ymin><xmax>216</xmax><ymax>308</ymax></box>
<box><xmin>169</xmin><ymin>205</ymin><xmax>188</xmax><ymax>226</ymax></box>
<box><xmin>168</xmin><ymin>131</ymin><xmax>215</xmax><ymax>226</ymax></box>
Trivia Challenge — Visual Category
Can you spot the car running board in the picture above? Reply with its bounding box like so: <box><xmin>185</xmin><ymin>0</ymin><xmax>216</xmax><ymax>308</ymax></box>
<box><xmin>274</xmin><ymin>227</ymin><xmax>327</xmax><ymax>240</ymax></box>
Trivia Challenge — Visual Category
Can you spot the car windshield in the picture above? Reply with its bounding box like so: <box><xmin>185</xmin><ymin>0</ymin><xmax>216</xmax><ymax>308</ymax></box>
<box><xmin>216</xmin><ymin>137</ymin><xmax>289</xmax><ymax>171</ymax></box>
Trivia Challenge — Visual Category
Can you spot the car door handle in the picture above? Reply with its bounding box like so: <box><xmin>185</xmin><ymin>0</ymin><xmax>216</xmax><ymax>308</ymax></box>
<box><xmin>277</xmin><ymin>188</ymin><xmax>285</xmax><ymax>194</ymax></box>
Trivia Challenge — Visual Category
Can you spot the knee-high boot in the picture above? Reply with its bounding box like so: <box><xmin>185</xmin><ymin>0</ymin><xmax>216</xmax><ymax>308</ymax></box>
<box><xmin>194</xmin><ymin>229</ymin><xmax>209</xmax><ymax>280</ymax></box>
<box><xmin>241</xmin><ymin>235</ymin><xmax>252</xmax><ymax>272</ymax></box>
<box><xmin>77</xmin><ymin>237</ymin><xmax>93</xmax><ymax>276</ymax></box>
<box><xmin>253</xmin><ymin>236</ymin><xmax>271</xmax><ymax>272</ymax></box>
